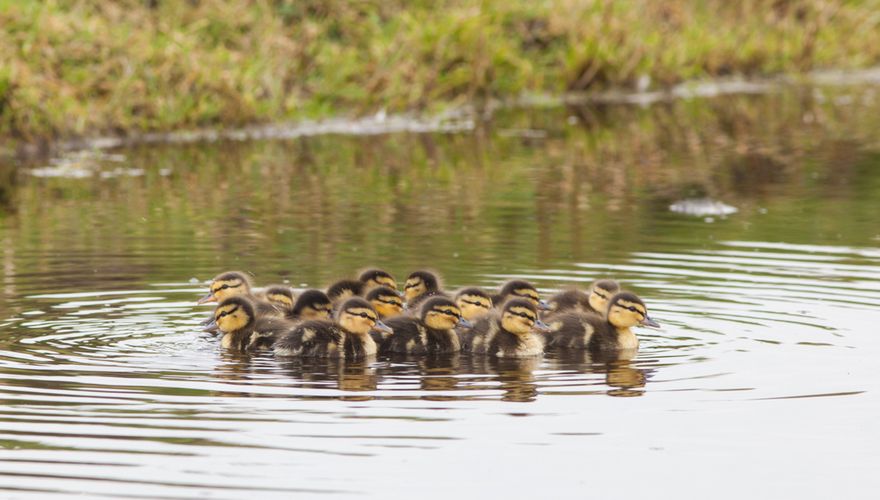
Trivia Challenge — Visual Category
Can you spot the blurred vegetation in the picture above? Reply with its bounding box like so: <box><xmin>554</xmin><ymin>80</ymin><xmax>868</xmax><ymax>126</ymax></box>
<box><xmin>2</xmin><ymin>0</ymin><xmax>880</xmax><ymax>147</ymax></box>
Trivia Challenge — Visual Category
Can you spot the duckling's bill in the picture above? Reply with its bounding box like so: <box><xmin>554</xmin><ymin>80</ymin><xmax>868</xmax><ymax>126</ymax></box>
<box><xmin>641</xmin><ymin>315</ymin><xmax>661</xmax><ymax>328</ymax></box>
<box><xmin>203</xmin><ymin>318</ymin><xmax>219</xmax><ymax>333</ymax></box>
<box><xmin>533</xmin><ymin>319</ymin><xmax>551</xmax><ymax>333</ymax></box>
<box><xmin>197</xmin><ymin>292</ymin><xmax>216</xmax><ymax>304</ymax></box>
<box><xmin>372</xmin><ymin>320</ymin><xmax>394</xmax><ymax>335</ymax></box>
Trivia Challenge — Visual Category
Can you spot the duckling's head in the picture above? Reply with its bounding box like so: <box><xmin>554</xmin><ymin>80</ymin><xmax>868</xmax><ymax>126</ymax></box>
<box><xmin>365</xmin><ymin>286</ymin><xmax>404</xmax><ymax>318</ymax></box>
<box><xmin>589</xmin><ymin>279</ymin><xmax>621</xmax><ymax>315</ymax></box>
<box><xmin>420</xmin><ymin>297</ymin><xmax>470</xmax><ymax>330</ymax></box>
<box><xmin>500</xmin><ymin>299</ymin><xmax>550</xmax><ymax>336</ymax></box>
<box><xmin>404</xmin><ymin>271</ymin><xmax>440</xmax><ymax>302</ymax></box>
<box><xmin>198</xmin><ymin>271</ymin><xmax>253</xmax><ymax>304</ymax></box>
<box><xmin>607</xmin><ymin>292</ymin><xmax>660</xmax><ymax>330</ymax></box>
<box><xmin>327</xmin><ymin>279</ymin><xmax>364</xmax><ymax>304</ymax></box>
<box><xmin>359</xmin><ymin>269</ymin><xmax>397</xmax><ymax>292</ymax></box>
<box><xmin>291</xmin><ymin>289</ymin><xmax>333</xmax><ymax>320</ymax></box>
<box><xmin>337</xmin><ymin>297</ymin><xmax>391</xmax><ymax>336</ymax></box>
<box><xmin>264</xmin><ymin>285</ymin><xmax>295</xmax><ymax>311</ymax></box>
<box><xmin>209</xmin><ymin>296</ymin><xmax>255</xmax><ymax>334</ymax></box>
<box><xmin>497</xmin><ymin>280</ymin><xmax>550</xmax><ymax>310</ymax></box>
<box><xmin>455</xmin><ymin>287</ymin><xmax>493</xmax><ymax>321</ymax></box>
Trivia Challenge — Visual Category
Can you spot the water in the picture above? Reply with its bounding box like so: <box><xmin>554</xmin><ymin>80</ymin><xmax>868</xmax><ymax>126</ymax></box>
<box><xmin>2</xmin><ymin>85</ymin><xmax>880</xmax><ymax>498</ymax></box>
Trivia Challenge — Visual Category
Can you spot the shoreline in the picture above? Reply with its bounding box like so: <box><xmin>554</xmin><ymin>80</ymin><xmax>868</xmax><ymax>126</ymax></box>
<box><xmin>8</xmin><ymin>66</ymin><xmax>880</xmax><ymax>160</ymax></box>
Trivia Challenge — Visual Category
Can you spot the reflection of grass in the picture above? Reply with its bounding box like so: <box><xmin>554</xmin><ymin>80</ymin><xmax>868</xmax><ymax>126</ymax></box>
<box><xmin>2</xmin><ymin>1</ymin><xmax>880</xmax><ymax>145</ymax></box>
<box><xmin>7</xmin><ymin>90</ymin><xmax>880</xmax><ymax>294</ymax></box>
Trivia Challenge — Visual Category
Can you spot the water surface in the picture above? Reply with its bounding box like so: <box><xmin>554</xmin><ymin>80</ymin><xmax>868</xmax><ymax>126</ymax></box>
<box><xmin>1</xmin><ymin>85</ymin><xmax>880</xmax><ymax>499</ymax></box>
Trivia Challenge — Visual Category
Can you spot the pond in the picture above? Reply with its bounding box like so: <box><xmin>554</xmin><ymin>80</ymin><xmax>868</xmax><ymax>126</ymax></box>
<box><xmin>1</xmin><ymin>84</ymin><xmax>879</xmax><ymax>498</ymax></box>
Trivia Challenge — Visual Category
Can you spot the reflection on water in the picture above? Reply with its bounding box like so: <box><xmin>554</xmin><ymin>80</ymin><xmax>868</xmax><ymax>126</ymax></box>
<box><xmin>1</xmin><ymin>87</ymin><xmax>880</xmax><ymax>498</ymax></box>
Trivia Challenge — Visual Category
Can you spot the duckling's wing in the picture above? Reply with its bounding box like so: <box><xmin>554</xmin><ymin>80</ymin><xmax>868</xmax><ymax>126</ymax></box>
<box><xmin>275</xmin><ymin>320</ymin><xmax>339</xmax><ymax>357</ymax></box>
<box><xmin>545</xmin><ymin>312</ymin><xmax>597</xmax><ymax>349</ymax></box>
<box><xmin>274</xmin><ymin>326</ymin><xmax>306</xmax><ymax>356</ymax></box>
<box><xmin>249</xmin><ymin>316</ymin><xmax>295</xmax><ymax>350</ymax></box>
<box><xmin>380</xmin><ymin>317</ymin><xmax>427</xmax><ymax>354</ymax></box>
<box><xmin>254</xmin><ymin>298</ymin><xmax>285</xmax><ymax>317</ymax></box>
<box><xmin>463</xmin><ymin>313</ymin><xmax>500</xmax><ymax>354</ymax></box>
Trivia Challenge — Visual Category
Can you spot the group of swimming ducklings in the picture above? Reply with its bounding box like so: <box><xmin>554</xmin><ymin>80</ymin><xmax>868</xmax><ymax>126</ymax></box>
<box><xmin>197</xmin><ymin>269</ymin><xmax>659</xmax><ymax>359</ymax></box>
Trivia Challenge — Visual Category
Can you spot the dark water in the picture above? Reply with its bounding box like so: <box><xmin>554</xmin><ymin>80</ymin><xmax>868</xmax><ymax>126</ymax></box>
<box><xmin>1</xmin><ymin>85</ymin><xmax>880</xmax><ymax>498</ymax></box>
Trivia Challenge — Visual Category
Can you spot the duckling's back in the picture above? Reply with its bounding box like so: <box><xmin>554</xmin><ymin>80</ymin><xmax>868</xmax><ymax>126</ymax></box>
<box><xmin>380</xmin><ymin>316</ymin><xmax>461</xmax><ymax>354</ymax></box>
<box><xmin>221</xmin><ymin>315</ymin><xmax>292</xmax><ymax>351</ymax></box>
<box><xmin>461</xmin><ymin>312</ymin><xmax>543</xmax><ymax>357</ymax></box>
<box><xmin>459</xmin><ymin>312</ymin><xmax>501</xmax><ymax>353</ymax></box>
<box><xmin>254</xmin><ymin>297</ymin><xmax>287</xmax><ymax>318</ymax></box>
<box><xmin>248</xmin><ymin>315</ymin><xmax>296</xmax><ymax>350</ymax></box>
<box><xmin>544</xmin><ymin>312</ymin><xmax>606</xmax><ymax>350</ymax></box>
<box><xmin>405</xmin><ymin>291</ymin><xmax>450</xmax><ymax>316</ymax></box>
<box><xmin>274</xmin><ymin>320</ymin><xmax>345</xmax><ymax>358</ymax></box>
<box><xmin>546</xmin><ymin>289</ymin><xmax>594</xmax><ymax>316</ymax></box>
<box><xmin>380</xmin><ymin>316</ymin><xmax>429</xmax><ymax>354</ymax></box>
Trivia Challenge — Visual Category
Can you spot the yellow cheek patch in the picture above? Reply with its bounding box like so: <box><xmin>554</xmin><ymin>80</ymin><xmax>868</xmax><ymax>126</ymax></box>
<box><xmin>268</xmin><ymin>294</ymin><xmax>293</xmax><ymax>306</ymax></box>
<box><xmin>508</xmin><ymin>307</ymin><xmax>536</xmax><ymax>321</ymax></box>
<box><xmin>460</xmin><ymin>296</ymin><xmax>491</xmax><ymax>309</ymax></box>
<box><xmin>214</xmin><ymin>304</ymin><xmax>238</xmax><ymax>319</ymax></box>
<box><xmin>219</xmin><ymin>311</ymin><xmax>248</xmax><ymax>332</ymax></box>
<box><xmin>377</xmin><ymin>278</ymin><xmax>397</xmax><ymax>288</ymax></box>
<box><xmin>212</xmin><ymin>279</ymin><xmax>243</xmax><ymax>295</ymax></box>
<box><xmin>616</xmin><ymin>299</ymin><xmax>647</xmax><ymax>318</ymax></box>
<box><xmin>377</xmin><ymin>296</ymin><xmax>402</xmax><ymax>307</ymax></box>
<box><xmin>347</xmin><ymin>308</ymin><xmax>378</xmax><ymax>322</ymax></box>
<box><xmin>514</xmin><ymin>289</ymin><xmax>539</xmax><ymax>301</ymax></box>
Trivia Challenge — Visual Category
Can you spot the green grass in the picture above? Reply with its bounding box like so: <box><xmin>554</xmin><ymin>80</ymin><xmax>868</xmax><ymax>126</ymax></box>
<box><xmin>2</xmin><ymin>0</ymin><xmax>880</xmax><ymax>147</ymax></box>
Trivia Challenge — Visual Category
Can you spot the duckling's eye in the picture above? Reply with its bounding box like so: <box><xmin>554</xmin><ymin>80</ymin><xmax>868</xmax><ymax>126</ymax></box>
<box><xmin>461</xmin><ymin>299</ymin><xmax>487</xmax><ymax>308</ymax></box>
<box><xmin>509</xmin><ymin>311</ymin><xmax>535</xmax><ymax>322</ymax></box>
<box><xmin>217</xmin><ymin>306</ymin><xmax>239</xmax><ymax>319</ymax></box>
<box><xmin>594</xmin><ymin>291</ymin><xmax>607</xmax><ymax>299</ymax></box>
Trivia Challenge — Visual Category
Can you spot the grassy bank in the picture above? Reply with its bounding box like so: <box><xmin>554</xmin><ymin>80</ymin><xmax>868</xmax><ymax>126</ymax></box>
<box><xmin>2</xmin><ymin>0</ymin><xmax>880</xmax><ymax>148</ymax></box>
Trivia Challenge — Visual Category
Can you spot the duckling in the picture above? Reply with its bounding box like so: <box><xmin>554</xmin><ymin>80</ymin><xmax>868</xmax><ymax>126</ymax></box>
<box><xmin>454</xmin><ymin>287</ymin><xmax>494</xmax><ymax>322</ymax></box>
<box><xmin>287</xmin><ymin>289</ymin><xmax>333</xmax><ymax>321</ymax></box>
<box><xmin>461</xmin><ymin>299</ymin><xmax>551</xmax><ymax>358</ymax></box>
<box><xmin>274</xmin><ymin>298</ymin><xmax>392</xmax><ymax>359</ymax></box>
<box><xmin>365</xmin><ymin>286</ymin><xmax>405</xmax><ymax>318</ymax></box>
<box><xmin>453</xmin><ymin>287</ymin><xmax>493</xmax><ymax>344</ymax></box>
<box><xmin>197</xmin><ymin>271</ymin><xmax>283</xmax><ymax>318</ymax></box>
<box><xmin>206</xmin><ymin>295</ymin><xmax>295</xmax><ymax>351</ymax></box>
<box><xmin>379</xmin><ymin>297</ymin><xmax>471</xmax><ymax>355</ymax></box>
<box><xmin>545</xmin><ymin>279</ymin><xmax>619</xmax><ymax>317</ymax></box>
<box><xmin>492</xmin><ymin>280</ymin><xmax>551</xmax><ymax>311</ymax></box>
<box><xmin>358</xmin><ymin>268</ymin><xmax>398</xmax><ymax>293</ymax></box>
<box><xmin>403</xmin><ymin>270</ymin><xmax>446</xmax><ymax>311</ymax></box>
<box><xmin>261</xmin><ymin>285</ymin><xmax>297</xmax><ymax>314</ymax></box>
<box><xmin>326</xmin><ymin>279</ymin><xmax>364</xmax><ymax>306</ymax></box>
<box><xmin>545</xmin><ymin>292</ymin><xmax>659</xmax><ymax>352</ymax></box>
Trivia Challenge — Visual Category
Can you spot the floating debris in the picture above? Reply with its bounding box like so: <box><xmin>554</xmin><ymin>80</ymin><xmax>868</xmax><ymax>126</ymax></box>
<box><xmin>669</xmin><ymin>198</ymin><xmax>739</xmax><ymax>217</ymax></box>
<box><xmin>27</xmin><ymin>150</ymin><xmax>131</xmax><ymax>179</ymax></box>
